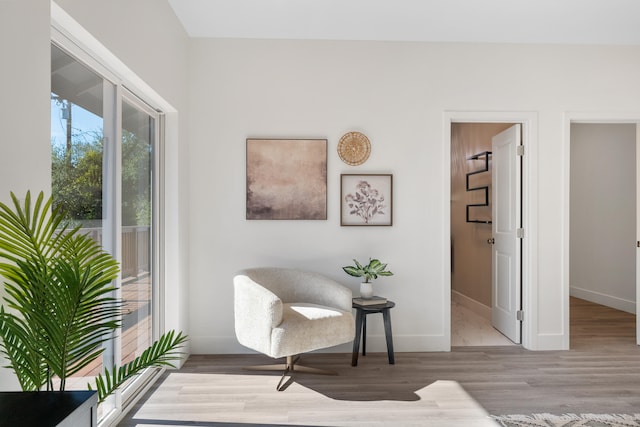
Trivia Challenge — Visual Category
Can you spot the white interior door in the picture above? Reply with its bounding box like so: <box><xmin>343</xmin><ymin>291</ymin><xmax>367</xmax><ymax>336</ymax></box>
<box><xmin>491</xmin><ymin>124</ymin><xmax>522</xmax><ymax>343</ymax></box>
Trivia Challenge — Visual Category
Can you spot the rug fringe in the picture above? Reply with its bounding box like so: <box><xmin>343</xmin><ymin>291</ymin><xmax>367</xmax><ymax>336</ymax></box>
<box><xmin>492</xmin><ymin>413</ymin><xmax>640</xmax><ymax>427</ymax></box>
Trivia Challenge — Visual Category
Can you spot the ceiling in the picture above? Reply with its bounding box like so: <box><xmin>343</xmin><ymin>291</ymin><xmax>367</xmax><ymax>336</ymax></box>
<box><xmin>168</xmin><ymin>0</ymin><xmax>640</xmax><ymax>45</ymax></box>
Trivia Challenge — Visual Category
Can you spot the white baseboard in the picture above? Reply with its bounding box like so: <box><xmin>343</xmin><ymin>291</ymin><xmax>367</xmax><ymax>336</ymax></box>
<box><xmin>531</xmin><ymin>333</ymin><xmax>570</xmax><ymax>351</ymax></box>
<box><xmin>355</xmin><ymin>334</ymin><xmax>450</xmax><ymax>353</ymax></box>
<box><xmin>190</xmin><ymin>334</ymin><xmax>450</xmax><ymax>354</ymax></box>
<box><xmin>570</xmin><ymin>286</ymin><xmax>636</xmax><ymax>314</ymax></box>
<box><xmin>190</xmin><ymin>336</ymin><xmax>247</xmax><ymax>354</ymax></box>
<box><xmin>451</xmin><ymin>290</ymin><xmax>491</xmax><ymax>321</ymax></box>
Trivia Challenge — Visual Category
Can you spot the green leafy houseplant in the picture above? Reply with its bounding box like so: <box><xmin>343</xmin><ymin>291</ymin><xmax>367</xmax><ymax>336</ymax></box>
<box><xmin>342</xmin><ymin>258</ymin><xmax>393</xmax><ymax>283</ymax></box>
<box><xmin>0</xmin><ymin>191</ymin><xmax>187</xmax><ymax>403</ymax></box>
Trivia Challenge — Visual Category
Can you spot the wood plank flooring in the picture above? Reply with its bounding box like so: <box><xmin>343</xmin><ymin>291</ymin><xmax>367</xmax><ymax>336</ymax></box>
<box><xmin>118</xmin><ymin>298</ymin><xmax>640</xmax><ymax>426</ymax></box>
<box><xmin>451</xmin><ymin>300</ymin><xmax>515</xmax><ymax>346</ymax></box>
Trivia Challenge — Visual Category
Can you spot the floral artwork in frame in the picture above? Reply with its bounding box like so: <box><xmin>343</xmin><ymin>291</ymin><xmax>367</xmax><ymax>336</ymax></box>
<box><xmin>341</xmin><ymin>174</ymin><xmax>392</xmax><ymax>226</ymax></box>
<box><xmin>246</xmin><ymin>138</ymin><xmax>327</xmax><ymax>220</ymax></box>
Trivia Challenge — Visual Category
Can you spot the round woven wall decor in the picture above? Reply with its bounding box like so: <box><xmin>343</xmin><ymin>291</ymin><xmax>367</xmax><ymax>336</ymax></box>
<box><xmin>337</xmin><ymin>131</ymin><xmax>371</xmax><ymax>166</ymax></box>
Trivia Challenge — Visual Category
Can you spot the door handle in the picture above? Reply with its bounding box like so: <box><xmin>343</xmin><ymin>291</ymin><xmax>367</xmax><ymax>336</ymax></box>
<box><xmin>487</xmin><ymin>238</ymin><xmax>495</xmax><ymax>245</ymax></box>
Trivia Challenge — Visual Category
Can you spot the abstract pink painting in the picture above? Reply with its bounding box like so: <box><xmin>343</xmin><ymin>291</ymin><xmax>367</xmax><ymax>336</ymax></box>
<box><xmin>246</xmin><ymin>139</ymin><xmax>327</xmax><ymax>220</ymax></box>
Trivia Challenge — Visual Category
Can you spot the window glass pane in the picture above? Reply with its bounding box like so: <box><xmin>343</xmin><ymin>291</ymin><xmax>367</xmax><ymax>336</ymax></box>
<box><xmin>50</xmin><ymin>44</ymin><xmax>107</xmax><ymax>393</ymax></box>
<box><xmin>51</xmin><ymin>45</ymin><xmax>104</xmax><ymax>226</ymax></box>
<box><xmin>120</xmin><ymin>98</ymin><xmax>154</xmax><ymax>391</ymax></box>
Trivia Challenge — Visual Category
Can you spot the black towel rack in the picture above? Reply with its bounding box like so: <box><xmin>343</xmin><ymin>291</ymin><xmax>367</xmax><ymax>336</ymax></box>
<box><xmin>466</xmin><ymin>151</ymin><xmax>492</xmax><ymax>224</ymax></box>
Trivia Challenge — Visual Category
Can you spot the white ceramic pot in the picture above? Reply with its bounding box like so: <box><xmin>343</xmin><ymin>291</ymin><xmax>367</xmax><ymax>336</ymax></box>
<box><xmin>360</xmin><ymin>282</ymin><xmax>374</xmax><ymax>299</ymax></box>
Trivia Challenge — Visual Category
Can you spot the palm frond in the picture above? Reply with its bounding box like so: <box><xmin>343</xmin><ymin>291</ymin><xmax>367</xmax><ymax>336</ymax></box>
<box><xmin>0</xmin><ymin>307</ymin><xmax>46</xmax><ymax>390</ymax></box>
<box><xmin>38</xmin><ymin>234</ymin><xmax>120</xmax><ymax>384</ymax></box>
<box><xmin>0</xmin><ymin>191</ymin><xmax>121</xmax><ymax>391</ymax></box>
<box><xmin>90</xmin><ymin>330</ymin><xmax>188</xmax><ymax>403</ymax></box>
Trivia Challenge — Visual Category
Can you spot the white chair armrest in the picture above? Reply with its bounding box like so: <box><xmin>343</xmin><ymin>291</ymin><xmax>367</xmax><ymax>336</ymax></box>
<box><xmin>234</xmin><ymin>274</ymin><xmax>283</xmax><ymax>356</ymax></box>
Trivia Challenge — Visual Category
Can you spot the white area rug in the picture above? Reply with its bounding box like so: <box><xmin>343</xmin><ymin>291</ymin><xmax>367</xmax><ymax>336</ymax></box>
<box><xmin>492</xmin><ymin>413</ymin><xmax>640</xmax><ymax>427</ymax></box>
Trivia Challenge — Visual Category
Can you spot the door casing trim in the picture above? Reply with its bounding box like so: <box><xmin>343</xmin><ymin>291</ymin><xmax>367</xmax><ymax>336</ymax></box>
<box><xmin>443</xmin><ymin>111</ymin><xmax>539</xmax><ymax>350</ymax></box>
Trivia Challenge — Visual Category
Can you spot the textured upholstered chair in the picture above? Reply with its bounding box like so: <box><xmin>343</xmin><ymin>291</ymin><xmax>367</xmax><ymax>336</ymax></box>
<box><xmin>234</xmin><ymin>267</ymin><xmax>355</xmax><ymax>390</ymax></box>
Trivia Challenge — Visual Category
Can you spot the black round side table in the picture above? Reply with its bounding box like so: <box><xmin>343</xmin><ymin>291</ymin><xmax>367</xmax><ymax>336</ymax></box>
<box><xmin>351</xmin><ymin>299</ymin><xmax>395</xmax><ymax>366</ymax></box>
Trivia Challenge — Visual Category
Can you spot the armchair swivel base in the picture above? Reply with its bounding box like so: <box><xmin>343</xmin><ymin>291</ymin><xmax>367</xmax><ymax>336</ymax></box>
<box><xmin>244</xmin><ymin>355</ymin><xmax>337</xmax><ymax>391</ymax></box>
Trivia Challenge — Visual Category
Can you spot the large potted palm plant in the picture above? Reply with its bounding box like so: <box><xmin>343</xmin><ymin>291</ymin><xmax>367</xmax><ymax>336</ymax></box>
<box><xmin>0</xmin><ymin>191</ymin><xmax>187</xmax><ymax>403</ymax></box>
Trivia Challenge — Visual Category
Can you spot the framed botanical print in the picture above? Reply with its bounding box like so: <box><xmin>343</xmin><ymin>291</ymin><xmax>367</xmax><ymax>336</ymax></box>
<box><xmin>341</xmin><ymin>174</ymin><xmax>392</xmax><ymax>226</ymax></box>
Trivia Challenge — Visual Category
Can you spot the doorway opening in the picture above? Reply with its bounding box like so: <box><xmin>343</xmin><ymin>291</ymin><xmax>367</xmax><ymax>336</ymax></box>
<box><xmin>568</xmin><ymin>122</ymin><xmax>638</xmax><ymax>349</ymax></box>
<box><xmin>445</xmin><ymin>111</ymin><xmax>536</xmax><ymax>351</ymax></box>
<box><xmin>450</xmin><ymin>122</ymin><xmax>521</xmax><ymax>346</ymax></box>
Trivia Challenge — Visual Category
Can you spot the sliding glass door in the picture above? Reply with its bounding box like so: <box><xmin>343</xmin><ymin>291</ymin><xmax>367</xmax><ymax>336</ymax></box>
<box><xmin>50</xmin><ymin>43</ymin><xmax>162</xmax><ymax>421</ymax></box>
<box><xmin>119</xmin><ymin>94</ymin><xmax>159</xmax><ymax>396</ymax></box>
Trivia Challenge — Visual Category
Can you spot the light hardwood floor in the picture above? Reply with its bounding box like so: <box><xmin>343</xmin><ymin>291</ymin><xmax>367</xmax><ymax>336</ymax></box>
<box><xmin>451</xmin><ymin>300</ymin><xmax>515</xmax><ymax>346</ymax></box>
<box><xmin>118</xmin><ymin>298</ymin><xmax>640</xmax><ymax>427</ymax></box>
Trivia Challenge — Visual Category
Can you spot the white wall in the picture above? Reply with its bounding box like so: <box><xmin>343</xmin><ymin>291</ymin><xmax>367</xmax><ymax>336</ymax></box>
<box><xmin>188</xmin><ymin>39</ymin><xmax>640</xmax><ymax>353</ymax></box>
<box><xmin>0</xmin><ymin>0</ymin><xmax>51</xmax><ymax>201</ymax></box>
<box><xmin>0</xmin><ymin>0</ymin><xmax>51</xmax><ymax>391</ymax></box>
<box><xmin>570</xmin><ymin>123</ymin><xmax>636</xmax><ymax>313</ymax></box>
<box><xmin>54</xmin><ymin>0</ymin><xmax>189</xmax><ymax>110</ymax></box>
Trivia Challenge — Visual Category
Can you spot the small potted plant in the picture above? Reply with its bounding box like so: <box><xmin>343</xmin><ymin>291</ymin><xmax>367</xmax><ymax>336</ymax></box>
<box><xmin>342</xmin><ymin>258</ymin><xmax>393</xmax><ymax>298</ymax></box>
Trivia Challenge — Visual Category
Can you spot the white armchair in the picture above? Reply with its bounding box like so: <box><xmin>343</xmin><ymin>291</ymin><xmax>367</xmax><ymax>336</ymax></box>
<box><xmin>234</xmin><ymin>267</ymin><xmax>355</xmax><ymax>390</ymax></box>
